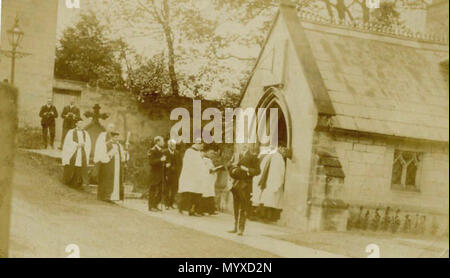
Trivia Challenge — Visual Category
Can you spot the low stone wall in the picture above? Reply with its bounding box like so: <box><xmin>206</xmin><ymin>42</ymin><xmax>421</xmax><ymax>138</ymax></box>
<box><xmin>0</xmin><ymin>82</ymin><xmax>18</xmax><ymax>258</ymax></box>
<box><xmin>53</xmin><ymin>79</ymin><xmax>223</xmax><ymax>143</ymax></box>
<box><xmin>313</xmin><ymin>129</ymin><xmax>449</xmax><ymax>237</ymax></box>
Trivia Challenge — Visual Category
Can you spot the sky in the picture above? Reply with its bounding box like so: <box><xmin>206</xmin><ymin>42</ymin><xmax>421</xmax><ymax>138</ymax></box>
<box><xmin>55</xmin><ymin>0</ymin><xmax>273</xmax><ymax>100</ymax></box>
<box><xmin>0</xmin><ymin>0</ymin><xmax>2</xmax><ymax>40</ymax></box>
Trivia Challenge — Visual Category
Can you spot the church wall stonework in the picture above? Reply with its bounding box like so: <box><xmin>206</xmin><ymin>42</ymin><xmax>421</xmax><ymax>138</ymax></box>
<box><xmin>0</xmin><ymin>83</ymin><xmax>17</xmax><ymax>258</ymax></box>
<box><xmin>239</xmin><ymin>14</ymin><xmax>319</xmax><ymax>230</ymax></box>
<box><xmin>239</xmin><ymin>6</ymin><xmax>449</xmax><ymax>236</ymax></box>
<box><xmin>327</xmin><ymin>131</ymin><xmax>449</xmax><ymax>236</ymax></box>
<box><xmin>53</xmin><ymin>80</ymin><xmax>174</xmax><ymax>143</ymax></box>
<box><xmin>0</xmin><ymin>0</ymin><xmax>59</xmax><ymax>128</ymax></box>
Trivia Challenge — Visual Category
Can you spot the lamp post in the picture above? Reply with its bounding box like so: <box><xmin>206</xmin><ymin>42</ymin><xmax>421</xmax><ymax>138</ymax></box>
<box><xmin>1</xmin><ymin>16</ymin><xmax>28</xmax><ymax>85</ymax></box>
<box><xmin>6</xmin><ymin>17</ymin><xmax>24</xmax><ymax>85</ymax></box>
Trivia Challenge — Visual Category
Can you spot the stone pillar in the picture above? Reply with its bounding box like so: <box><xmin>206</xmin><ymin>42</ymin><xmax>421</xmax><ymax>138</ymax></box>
<box><xmin>308</xmin><ymin>129</ymin><xmax>348</xmax><ymax>232</ymax></box>
<box><xmin>0</xmin><ymin>82</ymin><xmax>18</xmax><ymax>258</ymax></box>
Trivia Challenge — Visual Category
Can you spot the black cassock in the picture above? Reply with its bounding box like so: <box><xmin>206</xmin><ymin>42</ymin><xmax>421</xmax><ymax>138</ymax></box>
<box><xmin>95</xmin><ymin>132</ymin><xmax>128</xmax><ymax>201</ymax></box>
<box><xmin>62</xmin><ymin>129</ymin><xmax>91</xmax><ymax>188</ymax></box>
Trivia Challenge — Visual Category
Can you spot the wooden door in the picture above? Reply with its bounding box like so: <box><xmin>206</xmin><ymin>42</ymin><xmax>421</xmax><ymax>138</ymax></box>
<box><xmin>52</xmin><ymin>89</ymin><xmax>81</xmax><ymax>145</ymax></box>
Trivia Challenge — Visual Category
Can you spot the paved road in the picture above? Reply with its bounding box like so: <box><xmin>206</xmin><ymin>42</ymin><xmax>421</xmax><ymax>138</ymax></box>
<box><xmin>9</xmin><ymin>152</ymin><xmax>277</xmax><ymax>258</ymax></box>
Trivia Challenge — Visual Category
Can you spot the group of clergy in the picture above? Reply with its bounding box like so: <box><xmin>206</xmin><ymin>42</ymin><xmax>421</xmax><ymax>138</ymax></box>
<box><xmin>148</xmin><ymin>139</ymin><xmax>221</xmax><ymax>216</ymax></box>
<box><xmin>176</xmin><ymin>143</ymin><xmax>222</xmax><ymax>216</ymax></box>
<box><xmin>62</xmin><ymin>120</ymin><xmax>129</xmax><ymax>202</ymax></box>
<box><xmin>60</xmin><ymin>109</ymin><xmax>287</xmax><ymax>237</ymax></box>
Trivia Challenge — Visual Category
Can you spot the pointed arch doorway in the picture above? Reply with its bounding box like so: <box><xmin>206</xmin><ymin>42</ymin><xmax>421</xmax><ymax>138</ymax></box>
<box><xmin>249</xmin><ymin>86</ymin><xmax>292</xmax><ymax>223</ymax></box>
<box><xmin>254</xmin><ymin>86</ymin><xmax>292</xmax><ymax>151</ymax></box>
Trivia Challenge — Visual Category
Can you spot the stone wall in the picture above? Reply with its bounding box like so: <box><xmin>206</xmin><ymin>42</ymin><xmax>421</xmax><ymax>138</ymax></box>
<box><xmin>0</xmin><ymin>82</ymin><xmax>18</xmax><ymax>258</ymax></box>
<box><xmin>238</xmin><ymin>13</ymin><xmax>319</xmax><ymax>230</ymax></box>
<box><xmin>53</xmin><ymin>79</ymin><xmax>223</xmax><ymax>143</ymax></box>
<box><xmin>316</xmin><ymin>129</ymin><xmax>449</xmax><ymax>236</ymax></box>
<box><xmin>53</xmin><ymin>79</ymin><xmax>174</xmax><ymax>143</ymax></box>
<box><xmin>426</xmin><ymin>0</ymin><xmax>449</xmax><ymax>35</ymax></box>
<box><xmin>0</xmin><ymin>0</ymin><xmax>59</xmax><ymax>127</ymax></box>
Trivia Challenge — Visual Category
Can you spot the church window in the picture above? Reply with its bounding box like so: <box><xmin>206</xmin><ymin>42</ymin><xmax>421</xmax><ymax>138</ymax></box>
<box><xmin>391</xmin><ymin>150</ymin><xmax>421</xmax><ymax>192</ymax></box>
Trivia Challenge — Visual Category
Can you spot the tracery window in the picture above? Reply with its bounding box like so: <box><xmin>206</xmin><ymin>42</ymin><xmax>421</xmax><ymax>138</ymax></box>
<box><xmin>391</xmin><ymin>150</ymin><xmax>421</xmax><ymax>192</ymax></box>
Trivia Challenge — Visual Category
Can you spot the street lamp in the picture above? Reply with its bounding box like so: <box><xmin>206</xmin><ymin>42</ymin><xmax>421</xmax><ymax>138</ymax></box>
<box><xmin>1</xmin><ymin>16</ymin><xmax>29</xmax><ymax>85</ymax></box>
<box><xmin>6</xmin><ymin>17</ymin><xmax>24</xmax><ymax>85</ymax></box>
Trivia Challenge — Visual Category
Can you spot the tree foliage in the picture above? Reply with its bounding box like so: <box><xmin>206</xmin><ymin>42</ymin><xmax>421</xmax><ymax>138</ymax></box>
<box><xmin>54</xmin><ymin>12</ymin><xmax>126</xmax><ymax>89</ymax></box>
<box><xmin>56</xmin><ymin>0</ymin><xmax>426</xmax><ymax>106</ymax></box>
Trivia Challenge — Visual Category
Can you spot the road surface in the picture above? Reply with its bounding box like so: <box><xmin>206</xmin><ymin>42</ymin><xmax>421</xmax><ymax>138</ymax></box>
<box><xmin>9</xmin><ymin>151</ymin><xmax>277</xmax><ymax>258</ymax></box>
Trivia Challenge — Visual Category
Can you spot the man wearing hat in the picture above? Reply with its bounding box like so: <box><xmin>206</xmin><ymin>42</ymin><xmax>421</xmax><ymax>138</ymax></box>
<box><xmin>94</xmin><ymin>123</ymin><xmax>129</xmax><ymax>202</ymax></box>
<box><xmin>62</xmin><ymin>118</ymin><xmax>91</xmax><ymax>189</ymax></box>
<box><xmin>60</xmin><ymin>97</ymin><xmax>81</xmax><ymax>149</ymax></box>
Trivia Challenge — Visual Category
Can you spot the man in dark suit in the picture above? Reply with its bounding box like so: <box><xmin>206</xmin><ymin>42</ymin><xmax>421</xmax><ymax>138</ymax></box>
<box><xmin>39</xmin><ymin>98</ymin><xmax>58</xmax><ymax>149</ymax></box>
<box><xmin>60</xmin><ymin>98</ymin><xmax>81</xmax><ymax>149</ymax></box>
<box><xmin>148</xmin><ymin>136</ymin><xmax>165</xmax><ymax>211</ymax></box>
<box><xmin>228</xmin><ymin>144</ymin><xmax>260</xmax><ymax>236</ymax></box>
<box><xmin>163</xmin><ymin>139</ymin><xmax>181</xmax><ymax>209</ymax></box>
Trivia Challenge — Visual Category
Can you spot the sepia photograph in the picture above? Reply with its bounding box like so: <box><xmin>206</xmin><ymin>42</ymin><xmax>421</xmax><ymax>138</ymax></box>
<box><xmin>0</xmin><ymin>0</ymin><xmax>448</xmax><ymax>263</ymax></box>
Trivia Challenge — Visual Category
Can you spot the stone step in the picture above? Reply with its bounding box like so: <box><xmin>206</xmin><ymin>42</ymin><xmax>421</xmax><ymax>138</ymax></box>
<box><xmin>83</xmin><ymin>184</ymin><xmax>143</xmax><ymax>199</ymax></box>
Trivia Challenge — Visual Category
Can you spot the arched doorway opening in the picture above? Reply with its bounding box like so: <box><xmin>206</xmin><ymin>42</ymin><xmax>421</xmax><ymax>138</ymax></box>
<box><xmin>253</xmin><ymin>86</ymin><xmax>292</xmax><ymax>151</ymax></box>
<box><xmin>249</xmin><ymin>86</ymin><xmax>292</xmax><ymax>223</ymax></box>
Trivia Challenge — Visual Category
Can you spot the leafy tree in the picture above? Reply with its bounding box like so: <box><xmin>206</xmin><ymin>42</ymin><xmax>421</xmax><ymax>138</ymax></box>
<box><xmin>89</xmin><ymin>0</ymin><xmax>278</xmax><ymax>102</ymax></box>
<box><xmin>297</xmin><ymin>0</ymin><xmax>428</xmax><ymax>28</ymax></box>
<box><xmin>54</xmin><ymin>12</ymin><xmax>126</xmax><ymax>89</ymax></box>
<box><xmin>371</xmin><ymin>1</ymin><xmax>401</xmax><ymax>27</ymax></box>
<box><xmin>127</xmin><ymin>53</ymin><xmax>171</xmax><ymax>102</ymax></box>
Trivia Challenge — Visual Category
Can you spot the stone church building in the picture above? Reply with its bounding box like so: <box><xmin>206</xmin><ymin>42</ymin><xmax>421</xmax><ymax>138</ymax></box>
<box><xmin>1</xmin><ymin>0</ymin><xmax>448</xmax><ymax>236</ymax></box>
<box><xmin>239</xmin><ymin>2</ymin><xmax>449</xmax><ymax>235</ymax></box>
<box><xmin>0</xmin><ymin>0</ymin><xmax>178</xmax><ymax>142</ymax></box>
<box><xmin>0</xmin><ymin>0</ymin><xmax>59</xmax><ymax>127</ymax></box>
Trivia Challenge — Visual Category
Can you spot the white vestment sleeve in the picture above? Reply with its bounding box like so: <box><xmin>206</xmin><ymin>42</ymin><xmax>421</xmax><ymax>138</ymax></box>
<box><xmin>62</xmin><ymin>130</ymin><xmax>77</xmax><ymax>166</ymax></box>
<box><xmin>84</xmin><ymin>131</ymin><xmax>92</xmax><ymax>165</ymax></box>
<box><xmin>94</xmin><ymin>132</ymin><xmax>110</xmax><ymax>164</ymax></box>
<box><xmin>270</xmin><ymin>152</ymin><xmax>285</xmax><ymax>191</ymax></box>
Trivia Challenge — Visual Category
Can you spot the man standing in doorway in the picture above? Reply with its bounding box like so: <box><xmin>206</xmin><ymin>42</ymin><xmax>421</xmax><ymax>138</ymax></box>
<box><xmin>39</xmin><ymin>98</ymin><xmax>58</xmax><ymax>149</ymax></box>
<box><xmin>228</xmin><ymin>144</ymin><xmax>260</xmax><ymax>236</ymax></box>
<box><xmin>60</xmin><ymin>98</ymin><xmax>80</xmax><ymax>149</ymax></box>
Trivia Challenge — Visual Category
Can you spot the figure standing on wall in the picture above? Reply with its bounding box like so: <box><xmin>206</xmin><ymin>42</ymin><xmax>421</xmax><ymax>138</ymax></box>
<box><xmin>391</xmin><ymin>209</ymin><xmax>401</xmax><ymax>233</ymax></box>
<box><xmin>371</xmin><ymin>208</ymin><xmax>381</xmax><ymax>231</ymax></box>
<box><xmin>354</xmin><ymin>206</ymin><xmax>364</xmax><ymax>229</ymax></box>
<box><xmin>418</xmin><ymin>215</ymin><xmax>426</xmax><ymax>235</ymax></box>
<box><xmin>59</xmin><ymin>97</ymin><xmax>80</xmax><ymax>150</ymax></box>
<box><xmin>403</xmin><ymin>214</ymin><xmax>411</xmax><ymax>233</ymax></box>
<box><xmin>39</xmin><ymin>98</ymin><xmax>58</xmax><ymax>149</ymax></box>
<box><xmin>362</xmin><ymin>210</ymin><xmax>370</xmax><ymax>230</ymax></box>
<box><xmin>381</xmin><ymin>206</ymin><xmax>391</xmax><ymax>231</ymax></box>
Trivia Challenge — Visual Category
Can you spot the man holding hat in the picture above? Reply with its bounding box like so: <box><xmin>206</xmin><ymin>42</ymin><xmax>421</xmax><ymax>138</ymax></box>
<box><xmin>148</xmin><ymin>136</ymin><xmax>165</xmax><ymax>211</ymax></box>
<box><xmin>60</xmin><ymin>98</ymin><xmax>81</xmax><ymax>149</ymax></box>
<box><xmin>39</xmin><ymin>98</ymin><xmax>58</xmax><ymax>149</ymax></box>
